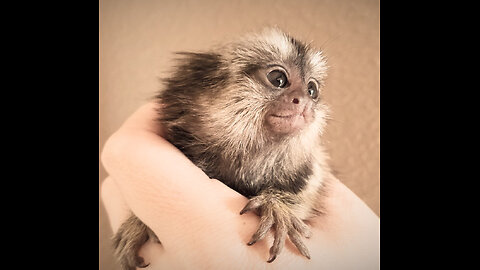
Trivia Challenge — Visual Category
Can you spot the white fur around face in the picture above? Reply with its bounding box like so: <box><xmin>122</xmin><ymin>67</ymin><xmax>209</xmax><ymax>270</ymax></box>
<box><xmin>308</xmin><ymin>51</ymin><xmax>328</xmax><ymax>83</ymax></box>
<box><xmin>259</xmin><ymin>28</ymin><xmax>328</xmax><ymax>81</ymax></box>
<box><xmin>260</xmin><ymin>28</ymin><xmax>296</xmax><ymax>61</ymax></box>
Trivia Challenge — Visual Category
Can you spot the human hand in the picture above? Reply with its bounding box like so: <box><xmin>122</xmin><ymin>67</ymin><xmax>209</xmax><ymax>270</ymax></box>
<box><xmin>100</xmin><ymin>102</ymin><xmax>380</xmax><ymax>270</ymax></box>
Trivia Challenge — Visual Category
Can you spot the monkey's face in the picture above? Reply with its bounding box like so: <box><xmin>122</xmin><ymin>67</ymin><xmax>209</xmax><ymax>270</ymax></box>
<box><xmin>258</xmin><ymin>64</ymin><xmax>319</xmax><ymax>135</ymax></box>
<box><xmin>224</xmin><ymin>28</ymin><xmax>329</xmax><ymax>143</ymax></box>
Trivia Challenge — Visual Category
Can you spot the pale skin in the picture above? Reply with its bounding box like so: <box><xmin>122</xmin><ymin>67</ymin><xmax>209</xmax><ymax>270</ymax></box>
<box><xmin>100</xmin><ymin>102</ymin><xmax>380</xmax><ymax>270</ymax></box>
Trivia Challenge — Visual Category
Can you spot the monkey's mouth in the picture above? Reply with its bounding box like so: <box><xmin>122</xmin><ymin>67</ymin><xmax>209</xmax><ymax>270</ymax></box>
<box><xmin>266</xmin><ymin>111</ymin><xmax>306</xmax><ymax>135</ymax></box>
<box><xmin>271</xmin><ymin>113</ymin><xmax>304</xmax><ymax>119</ymax></box>
<box><xmin>270</xmin><ymin>104</ymin><xmax>310</xmax><ymax>121</ymax></box>
<box><xmin>266</xmin><ymin>104</ymin><xmax>314</xmax><ymax>135</ymax></box>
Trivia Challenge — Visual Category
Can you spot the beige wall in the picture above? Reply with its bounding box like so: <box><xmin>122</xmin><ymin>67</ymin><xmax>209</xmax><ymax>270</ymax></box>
<box><xmin>99</xmin><ymin>0</ymin><xmax>379</xmax><ymax>269</ymax></box>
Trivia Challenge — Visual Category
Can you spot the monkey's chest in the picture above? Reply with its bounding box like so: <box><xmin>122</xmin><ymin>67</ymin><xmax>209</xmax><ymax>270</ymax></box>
<box><xmin>166</xmin><ymin>129</ymin><xmax>313</xmax><ymax>197</ymax></box>
<box><xmin>197</xmin><ymin>155</ymin><xmax>313</xmax><ymax>198</ymax></box>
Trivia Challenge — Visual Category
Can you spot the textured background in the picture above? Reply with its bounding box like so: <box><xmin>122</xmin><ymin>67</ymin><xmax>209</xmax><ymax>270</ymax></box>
<box><xmin>99</xmin><ymin>0</ymin><xmax>379</xmax><ymax>269</ymax></box>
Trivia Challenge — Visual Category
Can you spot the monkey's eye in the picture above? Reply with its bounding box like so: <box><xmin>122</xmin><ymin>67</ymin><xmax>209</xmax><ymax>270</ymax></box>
<box><xmin>307</xmin><ymin>81</ymin><xmax>319</xmax><ymax>99</ymax></box>
<box><xmin>267</xmin><ymin>70</ymin><xmax>288</xmax><ymax>88</ymax></box>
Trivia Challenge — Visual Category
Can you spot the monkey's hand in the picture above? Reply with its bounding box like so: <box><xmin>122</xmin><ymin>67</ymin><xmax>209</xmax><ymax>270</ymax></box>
<box><xmin>239</xmin><ymin>192</ymin><xmax>312</xmax><ymax>263</ymax></box>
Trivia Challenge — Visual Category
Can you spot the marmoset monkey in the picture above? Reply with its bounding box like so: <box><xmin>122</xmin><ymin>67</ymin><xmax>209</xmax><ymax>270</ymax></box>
<box><xmin>113</xmin><ymin>27</ymin><xmax>334</xmax><ymax>270</ymax></box>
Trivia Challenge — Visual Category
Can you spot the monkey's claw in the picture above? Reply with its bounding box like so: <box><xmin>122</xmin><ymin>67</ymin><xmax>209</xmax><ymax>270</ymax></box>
<box><xmin>241</xmin><ymin>196</ymin><xmax>311</xmax><ymax>262</ymax></box>
<box><xmin>240</xmin><ymin>196</ymin><xmax>264</xmax><ymax>215</ymax></box>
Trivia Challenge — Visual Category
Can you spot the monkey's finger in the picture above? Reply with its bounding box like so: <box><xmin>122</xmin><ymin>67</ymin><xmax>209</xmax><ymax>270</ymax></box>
<box><xmin>247</xmin><ymin>214</ymin><xmax>274</xmax><ymax>246</ymax></box>
<box><xmin>288</xmin><ymin>229</ymin><xmax>311</xmax><ymax>260</ymax></box>
<box><xmin>267</xmin><ymin>221</ymin><xmax>287</xmax><ymax>263</ymax></box>
<box><xmin>291</xmin><ymin>216</ymin><xmax>312</xmax><ymax>239</ymax></box>
<box><xmin>240</xmin><ymin>197</ymin><xmax>263</xmax><ymax>215</ymax></box>
<box><xmin>136</xmin><ymin>256</ymin><xmax>150</xmax><ymax>268</ymax></box>
<box><xmin>126</xmin><ymin>248</ymin><xmax>149</xmax><ymax>270</ymax></box>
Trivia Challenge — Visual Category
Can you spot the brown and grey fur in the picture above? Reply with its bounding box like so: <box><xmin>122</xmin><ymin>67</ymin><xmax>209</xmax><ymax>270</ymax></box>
<box><xmin>113</xmin><ymin>28</ymin><xmax>334</xmax><ymax>270</ymax></box>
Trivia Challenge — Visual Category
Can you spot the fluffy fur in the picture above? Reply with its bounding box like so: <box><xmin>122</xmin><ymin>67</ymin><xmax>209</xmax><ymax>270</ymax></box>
<box><xmin>113</xmin><ymin>28</ymin><xmax>333</xmax><ymax>270</ymax></box>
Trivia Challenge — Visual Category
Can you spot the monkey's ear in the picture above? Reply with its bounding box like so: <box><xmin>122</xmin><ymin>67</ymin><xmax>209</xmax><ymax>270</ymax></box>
<box><xmin>172</xmin><ymin>52</ymin><xmax>223</xmax><ymax>71</ymax></box>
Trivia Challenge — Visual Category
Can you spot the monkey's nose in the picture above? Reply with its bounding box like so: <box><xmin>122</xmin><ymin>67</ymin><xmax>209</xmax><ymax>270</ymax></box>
<box><xmin>289</xmin><ymin>95</ymin><xmax>304</xmax><ymax>105</ymax></box>
<box><xmin>282</xmin><ymin>88</ymin><xmax>306</xmax><ymax>105</ymax></box>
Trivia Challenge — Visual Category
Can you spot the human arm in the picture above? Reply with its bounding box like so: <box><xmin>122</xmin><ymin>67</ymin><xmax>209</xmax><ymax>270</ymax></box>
<box><xmin>100</xmin><ymin>102</ymin><xmax>380</xmax><ymax>270</ymax></box>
